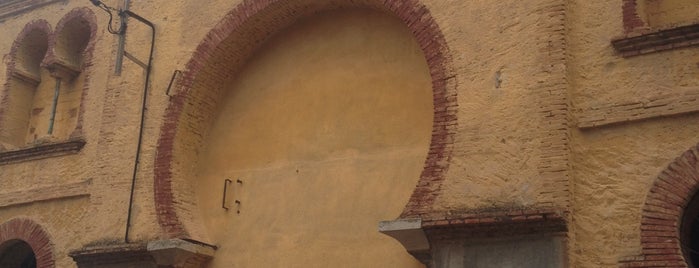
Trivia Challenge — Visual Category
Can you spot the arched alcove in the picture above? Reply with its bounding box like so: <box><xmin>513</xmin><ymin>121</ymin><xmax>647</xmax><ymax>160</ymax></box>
<box><xmin>0</xmin><ymin>20</ymin><xmax>51</xmax><ymax>148</ymax></box>
<box><xmin>44</xmin><ymin>7</ymin><xmax>97</xmax><ymax>141</ymax></box>
<box><xmin>154</xmin><ymin>0</ymin><xmax>456</xmax><ymax>266</ymax></box>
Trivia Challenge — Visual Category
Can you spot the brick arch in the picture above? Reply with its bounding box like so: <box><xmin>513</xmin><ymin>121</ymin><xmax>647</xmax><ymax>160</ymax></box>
<box><xmin>154</xmin><ymin>0</ymin><xmax>457</xmax><ymax>238</ymax></box>
<box><xmin>619</xmin><ymin>145</ymin><xmax>699</xmax><ymax>267</ymax></box>
<box><xmin>49</xmin><ymin>7</ymin><xmax>98</xmax><ymax>139</ymax></box>
<box><xmin>0</xmin><ymin>218</ymin><xmax>55</xmax><ymax>268</ymax></box>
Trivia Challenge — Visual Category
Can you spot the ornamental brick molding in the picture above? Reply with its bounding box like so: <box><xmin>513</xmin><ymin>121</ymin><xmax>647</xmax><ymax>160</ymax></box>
<box><xmin>612</xmin><ymin>23</ymin><xmax>699</xmax><ymax>58</ymax></box>
<box><xmin>154</xmin><ymin>0</ymin><xmax>456</xmax><ymax>238</ymax></box>
<box><xmin>0</xmin><ymin>218</ymin><xmax>55</xmax><ymax>268</ymax></box>
<box><xmin>619</xmin><ymin>144</ymin><xmax>699</xmax><ymax>267</ymax></box>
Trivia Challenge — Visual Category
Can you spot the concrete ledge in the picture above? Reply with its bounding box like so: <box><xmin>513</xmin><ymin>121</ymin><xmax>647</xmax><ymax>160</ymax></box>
<box><xmin>70</xmin><ymin>243</ymin><xmax>154</xmax><ymax>267</ymax></box>
<box><xmin>379</xmin><ymin>218</ymin><xmax>429</xmax><ymax>252</ymax></box>
<box><xmin>0</xmin><ymin>139</ymin><xmax>85</xmax><ymax>165</ymax></box>
<box><xmin>612</xmin><ymin>22</ymin><xmax>699</xmax><ymax>57</ymax></box>
<box><xmin>379</xmin><ymin>218</ymin><xmax>431</xmax><ymax>264</ymax></box>
<box><xmin>71</xmin><ymin>239</ymin><xmax>216</xmax><ymax>267</ymax></box>
<box><xmin>147</xmin><ymin>239</ymin><xmax>216</xmax><ymax>267</ymax></box>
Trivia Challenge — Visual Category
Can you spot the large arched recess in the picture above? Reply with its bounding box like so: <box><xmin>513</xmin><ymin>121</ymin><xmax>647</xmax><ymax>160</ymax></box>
<box><xmin>154</xmin><ymin>0</ymin><xmax>456</xmax><ymax>265</ymax></box>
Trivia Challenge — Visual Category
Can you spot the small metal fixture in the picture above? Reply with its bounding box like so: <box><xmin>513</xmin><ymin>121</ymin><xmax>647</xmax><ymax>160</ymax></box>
<box><xmin>222</xmin><ymin>179</ymin><xmax>232</xmax><ymax>210</ymax></box>
<box><xmin>165</xmin><ymin>70</ymin><xmax>182</xmax><ymax>97</ymax></box>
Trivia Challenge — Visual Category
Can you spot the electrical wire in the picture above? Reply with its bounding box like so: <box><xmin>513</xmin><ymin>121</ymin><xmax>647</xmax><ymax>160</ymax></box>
<box><xmin>90</xmin><ymin>0</ymin><xmax>124</xmax><ymax>34</ymax></box>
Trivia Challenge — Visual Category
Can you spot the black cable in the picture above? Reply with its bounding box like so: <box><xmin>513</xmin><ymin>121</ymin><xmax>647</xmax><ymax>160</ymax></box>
<box><xmin>91</xmin><ymin>0</ymin><xmax>124</xmax><ymax>34</ymax></box>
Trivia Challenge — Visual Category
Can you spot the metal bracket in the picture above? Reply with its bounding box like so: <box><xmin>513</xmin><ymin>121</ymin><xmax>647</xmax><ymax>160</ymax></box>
<box><xmin>222</xmin><ymin>179</ymin><xmax>232</xmax><ymax>210</ymax></box>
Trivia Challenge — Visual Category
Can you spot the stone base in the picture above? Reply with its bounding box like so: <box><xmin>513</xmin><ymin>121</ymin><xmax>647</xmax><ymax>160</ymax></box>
<box><xmin>70</xmin><ymin>239</ymin><xmax>215</xmax><ymax>268</ymax></box>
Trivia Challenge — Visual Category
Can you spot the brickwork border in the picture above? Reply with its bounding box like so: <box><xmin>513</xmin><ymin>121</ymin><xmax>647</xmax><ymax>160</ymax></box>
<box><xmin>154</xmin><ymin>0</ymin><xmax>456</xmax><ymax>238</ymax></box>
<box><xmin>0</xmin><ymin>218</ymin><xmax>55</xmax><ymax>268</ymax></box>
<box><xmin>619</xmin><ymin>145</ymin><xmax>699</xmax><ymax>267</ymax></box>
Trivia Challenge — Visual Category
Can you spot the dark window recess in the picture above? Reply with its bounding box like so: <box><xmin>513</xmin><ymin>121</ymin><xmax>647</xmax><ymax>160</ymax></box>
<box><xmin>0</xmin><ymin>240</ymin><xmax>37</xmax><ymax>268</ymax></box>
<box><xmin>682</xmin><ymin>191</ymin><xmax>699</xmax><ymax>266</ymax></box>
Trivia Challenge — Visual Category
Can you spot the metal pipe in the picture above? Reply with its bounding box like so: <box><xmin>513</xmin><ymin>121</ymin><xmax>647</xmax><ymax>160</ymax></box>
<box><xmin>47</xmin><ymin>77</ymin><xmax>61</xmax><ymax>135</ymax></box>
<box><xmin>122</xmin><ymin>8</ymin><xmax>155</xmax><ymax>244</ymax></box>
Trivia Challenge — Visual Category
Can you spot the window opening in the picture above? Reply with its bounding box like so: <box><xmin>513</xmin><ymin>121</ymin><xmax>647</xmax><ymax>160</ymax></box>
<box><xmin>681</xmin><ymin>189</ymin><xmax>699</xmax><ymax>266</ymax></box>
<box><xmin>0</xmin><ymin>240</ymin><xmax>37</xmax><ymax>268</ymax></box>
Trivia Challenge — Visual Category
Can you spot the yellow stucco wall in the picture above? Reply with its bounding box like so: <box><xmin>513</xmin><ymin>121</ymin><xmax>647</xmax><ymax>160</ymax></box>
<box><xmin>193</xmin><ymin>9</ymin><xmax>431</xmax><ymax>267</ymax></box>
<box><xmin>0</xmin><ymin>0</ymin><xmax>698</xmax><ymax>267</ymax></box>
<box><xmin>569</xmin><ymin>0</ymin><xmax>699</xmax><ymax>266</ymax></box>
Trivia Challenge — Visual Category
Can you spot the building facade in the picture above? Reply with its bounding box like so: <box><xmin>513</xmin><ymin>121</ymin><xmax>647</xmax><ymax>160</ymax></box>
<box><xmin>0</xmin><ymin>0</ymin><xmax>698</xmax><ymax>267</ymax></box>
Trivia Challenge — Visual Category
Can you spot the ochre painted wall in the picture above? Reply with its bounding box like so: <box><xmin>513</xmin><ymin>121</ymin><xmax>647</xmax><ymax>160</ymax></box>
<box><xmin>0</xmin><ymin>0</ymin><xmax>698</xmax><ymax>267</ymax></box>
<box><xmin>194</xmin><ymin>9</ymin><xmax>430</xmax><ymax>267</ymax></box>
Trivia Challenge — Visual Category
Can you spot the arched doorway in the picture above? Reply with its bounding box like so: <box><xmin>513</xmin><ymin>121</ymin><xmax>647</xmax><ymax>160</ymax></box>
<box><xmin>0</xmin><ymin>240</ymin><xmax>37</xmax><ymax>268</ymax></box>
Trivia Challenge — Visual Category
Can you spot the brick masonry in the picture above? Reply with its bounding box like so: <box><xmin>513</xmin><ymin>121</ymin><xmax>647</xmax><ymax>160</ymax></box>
<box><xmin>612</xmin><ymin>22</ymin><xmax>699</xmax><ymax>58</ymax></box>
<box><xmin>618</xmin><ymin>144</ymin><xmax>699</xmax><ymax>267</ymax></box>
<box><xmin>0</xmin><ymin>218</ymin><xmax>55</xmax><ymax>268</ymax></box>
<box><xmin>423</xmin><ymin>208</ymin><xmax>567</xmax><ymax>239</ymax></box>
<box><xmin>153</xmin><ymin>0</ymin><xmax>457</xmax><ymax>238</ymax></box>
<box><xmin>622</xmin><ymin>0</ymin><xmax>648</xmax><ymax>33</ymax></box>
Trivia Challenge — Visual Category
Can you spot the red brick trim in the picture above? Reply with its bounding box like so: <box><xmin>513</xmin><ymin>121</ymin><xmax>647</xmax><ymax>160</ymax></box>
<box><xmin>50</xmin><ymin>7</ymin><xmax>98</xmax><ymax>139</ymax></box>
<box><xmin>612</xmin><ymin>23</ymin><xmax>699</xmax><ymax>58</ymax></box>
<box><xmin>619</xmin><ymin>145</ymin><xmax>699</xmax><ymax>267</ymax></box>
<box><xmin>622</xmin><ymin>0</ymin><xmax>647</xmax><ymax>33</ymax></box>
<box><xmin>0</xmin><ymin>218</ymin><xmax>55</xmax><ymax>268</ymax></box>
<box><xmin>423</xmin><ymin>208</ymin><xmax>567</xmax><ymax>239</ymax></box>
<box><xmin>154</xmin><ymin>0</ymin><xmax>456</xmax><ymax>238</ymax></box>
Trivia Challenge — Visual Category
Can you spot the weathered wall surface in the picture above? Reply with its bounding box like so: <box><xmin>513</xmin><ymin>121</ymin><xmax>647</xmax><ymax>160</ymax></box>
<box><xmin>2</xmin><ymin>0</ymin><xmax>698</xmax><ymax>267</ymax></box>
<box><xmin>429</xmin><ymin>0</ymin><xmax>569</xmax><ymax>212</ymax></box>
<box><xmin>568</xmin><ymin>0</ymin><xmax>699</xmax><ymax>267</ymax></box>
